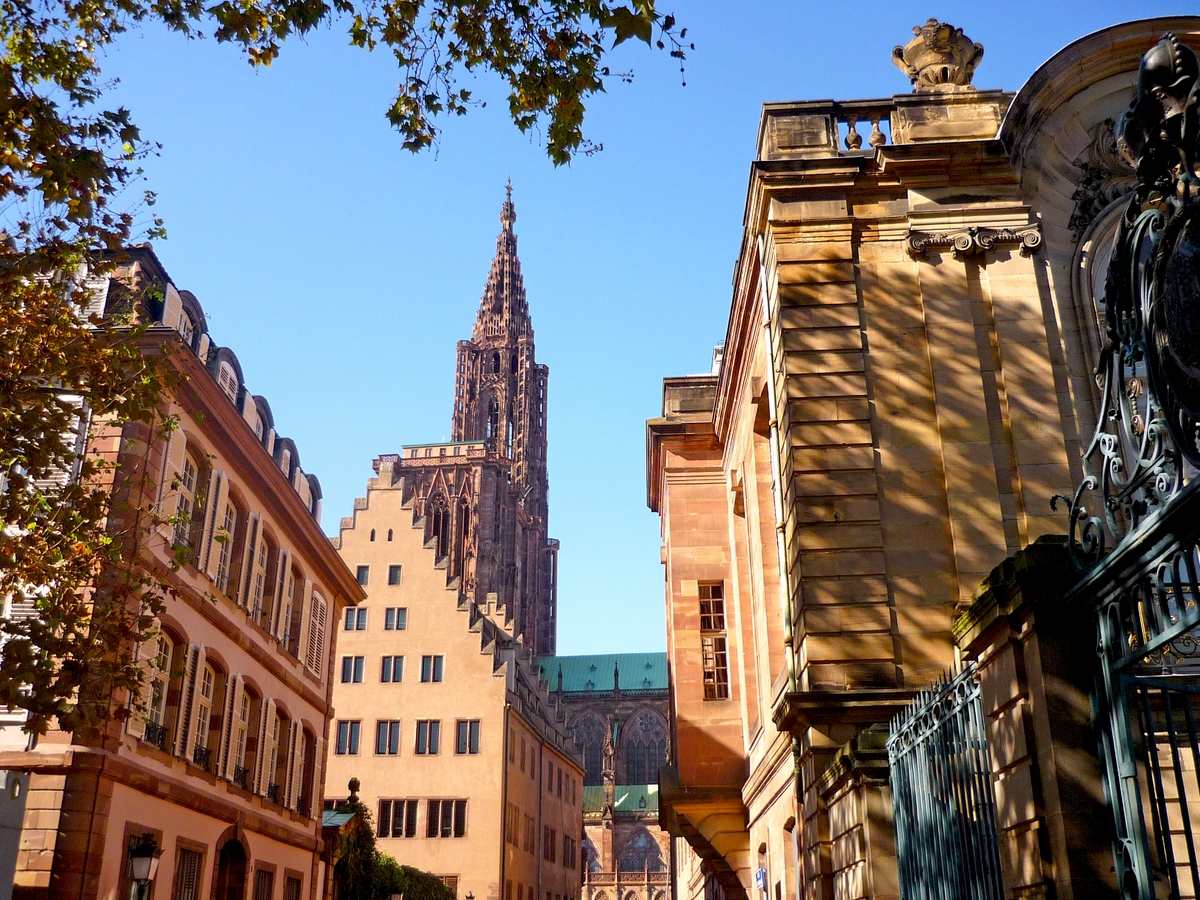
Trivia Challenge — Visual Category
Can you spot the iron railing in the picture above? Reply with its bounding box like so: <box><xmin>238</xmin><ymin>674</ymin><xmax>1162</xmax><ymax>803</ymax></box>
<box><xmin>232</xmin><ymin>766</ymin><xmax>250</xmax><ymax>790</ymax></box>
<box><xmin>267</xmin><ymin>782</ymin><xmax>281</xmax><ymax>805</ymax></box>
<box><xmin>144</xmin><ymin>721</ymin><xmax>170</xmax><ymax>752</ymax></box>
<box><xmin>192</xmin><ymin>745</ymin><xmax>211</xmax><ymax>771</ymax></box>
<box><xmin>887</xmin><ymin>663</ymin><xmax>1004</xmax><ymax>900</ymax></box>
<box><xmin>295</xmin><ymin>795</ymin><xmax>310</xmax><ymax>818</ymax></box>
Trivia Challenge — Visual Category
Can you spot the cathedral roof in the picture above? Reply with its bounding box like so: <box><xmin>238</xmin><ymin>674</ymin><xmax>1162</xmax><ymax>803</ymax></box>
<box><xmin>583</xmin><ymin>784</ymin><xmax>659</xmax><ymax>814</ymax></box>
<box><xmin>537</xmin><ymin>652</ymin><xmax>669</xmax><ymax>693</ymax></box>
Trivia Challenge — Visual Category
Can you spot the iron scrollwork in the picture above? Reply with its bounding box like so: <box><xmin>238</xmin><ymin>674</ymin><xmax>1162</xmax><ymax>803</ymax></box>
<box><xmin>1057</xmin><ymin>32</ymin><xmax>1200</xmax><ymax>568</ymax></box>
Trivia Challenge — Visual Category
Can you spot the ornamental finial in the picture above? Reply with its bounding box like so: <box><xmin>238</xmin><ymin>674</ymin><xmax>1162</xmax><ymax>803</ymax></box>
<box><xmin>892</xmin><ymin>18</ymin><xmax>984</xmax><ymax>92</ymax></box>
<box><xmin>501</xmin><ymin>180</ymin><xmax>516</xmax><ymax>231</ymax></box>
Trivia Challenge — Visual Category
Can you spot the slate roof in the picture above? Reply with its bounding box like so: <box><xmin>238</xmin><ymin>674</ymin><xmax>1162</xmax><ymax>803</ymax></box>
<box><xmin>582</xmin><ymin>784</ymin><xmax>659</xmax><ymax>814</ymax></box>
<box><xmin>536</xmin><ymin>652</ymin><xmax>668</xmax><ymax>693</ymax></box>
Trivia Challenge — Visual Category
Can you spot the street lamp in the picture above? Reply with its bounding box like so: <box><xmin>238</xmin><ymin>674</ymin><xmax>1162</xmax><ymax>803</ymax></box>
<box><xmin>126</xmin><ymin>833</ymin><xmax>159</xmax><ymax>900</ymax></box>
<box><xmin>466</xmin><ymin>892</ymin><xmax>474</xmax><ymax>900</ymax></box>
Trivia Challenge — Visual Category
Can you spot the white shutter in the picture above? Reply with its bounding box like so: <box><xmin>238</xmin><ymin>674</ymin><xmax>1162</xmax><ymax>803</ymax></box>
<box><xmin>305</xmin><ymin>594</ymin><xmax>327</xmax><ymax>677</ymax></box>
<box><xmin>216</xmin><ymin>673</ymin><xmax>243</xmax><ymax>780</ymax></box>
<box><xmin>196</xmin><ymin>467</ymin><xmax>220</xmax><ymax>568</ymax></box>
<box><xmin>284</xmin><ymin>718</ymin><xmax>301</xmax><ymax>808</ymax></box>
<box><xmin>293</xmin><ymin>580</ymin><xmax>313</xmax><ymax>657</ymax></box>
<box><xmin>174</xmin><ymin>644</ymin><xmax>204</xmax><ymax>757</ymax></box>
<box><xmin>201</xmin><ymin>472</ymin><xmax>229</xmax><ymax>577</ymax></box>
<box><xmin>237</xmin><ymin>515</ymin><xmax>260</xmax><ymax>608</ymax></box>
<box><xmin>157</xmin><ymin>429</ymin><xmax>188</xmax><ymax>539</ymax></box>
<box><xmin>254</xmin><ymin>698</ymin><xmax>276</xmax><ymax>795</ymax></box>
<box><xmin>310</xmin><ymin>735</ymin><xmax>324</xmax><ymax>814</ymax></box>
<box><xmin>270</xmin><ymin>549</ymin><xmax>291</xmax><ymax>639</ymax></box>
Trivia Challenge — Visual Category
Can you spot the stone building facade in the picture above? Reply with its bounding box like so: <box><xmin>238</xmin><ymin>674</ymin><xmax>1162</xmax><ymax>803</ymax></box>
<box><xmin>0</xmin><ymin>246</ymin><xmax>364</xmax><ymax>900</ymax></box>
<box><xmin>648</xmin><ymin>15</ymin><xmax>1200</xmax><ymax>900</ymax></box>
<box><xmin>534</xmin><ymin>654</ymin><xmax>672</xmax><ymax>900</ymax></box>
<box><xmin>326</xmin><ymin>193</ymin><xmax>583</xmax><ymax>900</ymax></box>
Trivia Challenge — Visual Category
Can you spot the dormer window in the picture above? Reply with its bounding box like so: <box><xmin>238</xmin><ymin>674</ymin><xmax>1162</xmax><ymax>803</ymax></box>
<box><xmin>280</xmin><ymin>448</ymin><xmax>292</xmax><ymax>475</ymax></box>
<box><xmin>179</xmin><ymin>314</ymin><xmax>195</xmax><ymax>348</ymax></box>
<box><xmin>253</xmin><ymin>417</ymin><xmax>264</xmax><ymax>440</ymax></box>
<box><xmin>217</xmin><ymin>363</ymin><xmax>238</xmax><ymax>402</ymax></box>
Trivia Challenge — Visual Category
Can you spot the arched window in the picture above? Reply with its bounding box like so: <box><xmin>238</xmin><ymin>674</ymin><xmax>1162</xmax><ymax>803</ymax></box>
<box><xmin>387</xmin><ymin>529</ymin><xmax>393</xmax><ymax>542</ymax></box>
<box><xmin>623</xmin><ymin>710</ymin><xmax>667</xmax><ymax>784</ymax></box>
<box><xmin>486</xmin><ymin>398</ymin><xmax>500</xmax><ymax>448</ymax></box>
<box><xmin>618</xmin><ymin>830</ymin><xmax>664</xmax><ymax>872</ymax></box>
<box><xmin>148</xmin><ymin>633</ymin><xmax>173</xmax><ymax>730</ymax></box>
<box><xmin>193</xmin><ymin>663</ymin><xmax>217</xmax><ymax>765</ymax></box>
<box><xmin>430</xmin><ymin>495</ymin><xmax>451</xmax><ymax>558</ymax></box>
<box><xmin>179</xmin><ymin>313</ymin><xmax>195</xmax><ymax>348</ymax></box>
<box><xmin>506</xmin><ymin>418</ymin><xmax>514</xmax><ymax>459</ymax></box>
<box><xmin>233</xmin><ymin>686</ymin><xmax>251</xmax><ymax>775</ymax></box>
<box><xmin>250</xmin><ymin>531</ymin><xmax>278</xmax><ymax>627</ymax></box>
<box><xmin>370</xmin><ymin>529</ymin><xmax>376</xmax><ymax>542</ymax></box>
<box><xmin>510</xmin><ymin>354</ymin><xmax>518</xmax><ymax>374</ymax></box>
<box><xmin>215</xmin><ymin>492</ymin><xmax>246</xmax><ymax>597</ymax></box>
<box><xmin>174</xmin><ymin>447</ymin><xmax>209</xmax><ymax>554</ymax></box>
<box><xmin>573</xmin><ymin>714</ymin><xmax>606</xmax><ymax>786</ymax></box>
<box><xmin>491</xmin><ymin>352</ymin><xmax>501</xmax><ymax>374</ymax></box>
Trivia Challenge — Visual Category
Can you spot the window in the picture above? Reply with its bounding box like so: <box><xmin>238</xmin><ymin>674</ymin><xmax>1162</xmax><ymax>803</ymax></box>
<box><xmin>546</xmin><ymin>761</ymin><xmax>553</xmax><ymax>790</ymax></box>
<box><xmin>380</xmin><ymin>656</ymin><xmax>404</xmax><ymax>683</ymax></box>
<box><xmin>370</xmin><ymin>529</ymin><xmax>376</xmax><ymax>542</ymax></box>
<box><xmin>214</xmin><ymin>501</ymin><xmax>237</xmax><ymax>595</ymax></box>
<box><xmin>388</xmin><ymin>565</ymin><xmax>402</xmax><ymax>585</ymax></box>
<box><xmin>305</xmin><ymin>593</ymin><xmax>327</xmax><ymax>678</ymax></box>
<box><xmin>700</xmin><ymin>582</ymin><xmax>730</xmax><ymax>700</ymax></box>
<box><xmin>378</xmin><ymin>799</ymin><xmax>419</xmax><ymax>838</ymax></box>
<box><xmin>557</xmin><ymin>768</ymin><xmax>563</xmax><ymax>797</ymax></box>
<box><xmin>193</xmin><ymin>664</ymin><xmax>215</xmax><ymax>759</ymax></box>
<box><xmin>356</xmin><ymin>566</ymin><xmax>369</xmax><ymax>586</ymax></box>
<box><xmin>284</xmin><ymin>876</ymin><xmax>303</xmax><ymax>900</ymax></box>
<box><xmin>147</xmin><ymin>634</ymin><xmax>173</xmax><ymax>729</ymax></box>
<box><xmin>376</xmin><ymin>720</ymin><xmax>401</xmax><ymax>755</ymax></box>
<box><xmin>420</xmin><ymin>655</ymin><xmax>444</xmax><ymax>683</ymax></box>
<box><xmin>523</xmin><ymin>815</ymin><xmax>536</xmax><ymax>853</ymax></box>
<box><xmin>335</xmin><ymin>720</ymin><xmax>360</xmax><ymax>755</ymax></box>
<box><xmin>171</xmin><ymin>847</ymin><xmax>202</xmax><ymax>900</ymax></box>
<box><xmin>384</xmin><ymin>607</ymin><xmax>408</xmax><ymax>630</ymax></box>
<box><xmin>437</xmin><ymin>875</ymin><xmax>459</xmax><ymax>899</ymax></box>
<box><xmin>340</xmin><ymin>656</ymin><xmax>364</xmax><ymax>684</ymax></box>
<box><xmin>234</xmin><ymin>689</ymin><xmax>250</xmax><ymax>770</ymax></box>
<box><xmin>174</xmin><ymin>451</ymin><xmax>205</xmax><ymax>551</ymax></box>
<box><xmin>563</xmin><ymin>836</ymin><xmax>577</xmax><ymax>869</ymax></box>
<box><xmin>520</xmin><ymin>735</ymin><xmax>526</xmax><ymax>772</ymax></box>
<box><xmin>344</xmin><ymin>607</ymin><xmax>367</xmax><ymax>630</ymax></box>
<box><xmin>455</xmin><ymin>720</ymin><xmax>480</xmax><ymax>755</ymax></box>
<box><xmin>387</xmin><ymin>529</ymin><xmax>393</xmax><ymax>541</ymax></box>
<box><xmin>505</xmin><ymin>803</ymin><xmax>519</xmax><ymax>845</ymax></box>
<box><xmin>415</xmin><ymin>720</ymin><xmax>441</xmax><ymax>755</ymax></box>
<box><xmin>253</xmin><ymin>868</ymin><xmax>274</xmax><ymax>900</ymax></box>
<box><xmin>543</xmin><ymin>826</ymin><xmax>557</xmax><ymax>863</ymax></box>
<box><xmin>427</xmin><ymin>799</ymin><xmax>467</xmax><ymax>838</ymax></box>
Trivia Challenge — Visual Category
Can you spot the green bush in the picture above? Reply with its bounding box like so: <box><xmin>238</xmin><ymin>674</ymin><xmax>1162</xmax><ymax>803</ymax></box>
<box><xmin>333</xmin><ymin>800</ymin><xmax>453</xmax><ymax>900</ymax></box>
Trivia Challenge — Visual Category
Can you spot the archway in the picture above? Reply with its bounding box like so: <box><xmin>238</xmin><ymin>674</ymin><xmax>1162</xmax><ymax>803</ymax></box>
<box><xmin>214</xmin><ymin>838</ymin><xmax>248</xmax><ymax>900</ymax></box>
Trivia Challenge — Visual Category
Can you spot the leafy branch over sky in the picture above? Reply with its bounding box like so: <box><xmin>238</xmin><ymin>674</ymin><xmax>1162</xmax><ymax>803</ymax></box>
<box><xmin>0</xmin><ymin>0</ymin><xmax>686</xmax><ymax>735</ymax></box>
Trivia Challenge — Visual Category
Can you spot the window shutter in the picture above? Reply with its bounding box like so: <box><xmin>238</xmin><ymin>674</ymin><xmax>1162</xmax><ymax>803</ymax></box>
<box><xmin>202</xmin><ymin>472</ymin><xmax>229</xmax><ymax>577</ymax></box>
<box><xmin>270</xmin><ymin>549</ymin><xmax>291</xmax><ymax>639</ymax></box>
<box><xmin>216</xmin><ymin>673</ymin><xmax>243</xmax><ymax>780</ymax></box>
<box><xmin>237</xmin><ymin>515</ymin><xmax>260</xmax><ymax>608</ymax></box>
<box><xmin>305</xmin><ymin>595</ymin><xmax>327</xmax><ymax>677</ymax></box>
<box><xmin>174</xmin><ymin>644</ymin><xmax>204</xmax><ymax>757</ymax></box>
<box><xmin>284</xmin><ymin>719</ymin><xmax>301</xmax><ymax>808</ymax></box>
<box><xmin>310</xmin><ymin>735</ymin><xmax>324</xmax><ymax>812</ymax></box>
<box><xmin>157</xmin><ymin>429</ymin><xmax>188</xmax><ymax>539</ymax></box>
<box><xmin>293</xmin><ymin>579</ymin><xmax>313</xmax><ymax>655</ymax></box>
<box><xmin>254</xmin><ymin>698</ymin><xmax>276</xmax><ymax>795</ymax></box>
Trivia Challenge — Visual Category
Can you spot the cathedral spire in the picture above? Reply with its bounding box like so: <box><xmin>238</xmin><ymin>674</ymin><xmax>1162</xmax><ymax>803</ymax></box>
<box><xmin>472</xmin><ymin>183</ymin><xmax>529</xmax><ymax>341</ymax></box>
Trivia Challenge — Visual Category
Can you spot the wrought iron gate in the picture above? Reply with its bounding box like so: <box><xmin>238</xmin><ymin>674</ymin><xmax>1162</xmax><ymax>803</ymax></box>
<box><xmin>1058</xmin><ymin>31</ymin><xmax>1200</xmax><ymax>900</ymax></box>
<box><xmin>887</xmin><ymin>664</ymin><xmax>1005</xmax><ymax>900</ymax></box>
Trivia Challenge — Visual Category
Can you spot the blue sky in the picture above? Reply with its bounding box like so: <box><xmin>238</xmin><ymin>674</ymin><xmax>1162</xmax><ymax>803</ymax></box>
<box><xmin>102</xmin><ymin>1</ymin><xmax>1182</xmax><ymax>654</ymax></box>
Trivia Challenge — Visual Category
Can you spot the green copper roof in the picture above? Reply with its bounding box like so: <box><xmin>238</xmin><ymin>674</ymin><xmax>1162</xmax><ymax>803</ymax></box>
<box><xmin>582</xmin><ymin>784</ymin><xmax>659</xmax><ymax>814</ymax></box>
<box><xmin>536</xmin><ymin>653</ymin><xmax>668</xmax><ymax>693</ymax></box>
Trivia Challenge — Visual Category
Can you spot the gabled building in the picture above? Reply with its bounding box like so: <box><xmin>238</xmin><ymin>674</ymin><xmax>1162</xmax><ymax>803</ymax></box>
<box><xmin>326</xmin><ymin>192</ymin><xmax>583</xmax><ymax>900</ymax></box>
<box><xmin>1</xmin><ymin>246</ymin><xmax>364</xmax><ymax>900</ymax></box>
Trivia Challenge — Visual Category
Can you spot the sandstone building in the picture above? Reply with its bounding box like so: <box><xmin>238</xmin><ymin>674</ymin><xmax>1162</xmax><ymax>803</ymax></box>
<box><xmin>327</xmin><ymin>192</ymin><xmax>583</xmax><ymax>900</ymax></box>
<box><xmin>647</xmin><ymin>15</ymin><xmax>1200</xmax><ymax>900</ymax></box>
<box><xmin>534</xmin><ymin>654</ymin><xmax>671</xmax><ymax>898</ymax></box>
<box><xmin>0</xmin><ymin>246</ymin><xmax>364</xmax><ymax>900</ymax></box>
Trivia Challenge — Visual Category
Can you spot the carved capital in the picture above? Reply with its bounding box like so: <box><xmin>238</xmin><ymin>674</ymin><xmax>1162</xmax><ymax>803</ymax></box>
<box><xmin>905</xmin><ymin>225</ymin><xmax>1042</xmax><ymax>259</ymax></box>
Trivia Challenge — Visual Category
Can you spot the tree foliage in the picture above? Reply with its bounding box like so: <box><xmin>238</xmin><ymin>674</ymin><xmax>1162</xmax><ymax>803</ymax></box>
<box><xmin>332</xmin><ymin>799</ymin><xmax>452</xmax><ymax>900</ymax></box>
<box><xmin>0</xmin><ymin>0</ymin><xmax>686</xmax><ymax>737</ymax></box>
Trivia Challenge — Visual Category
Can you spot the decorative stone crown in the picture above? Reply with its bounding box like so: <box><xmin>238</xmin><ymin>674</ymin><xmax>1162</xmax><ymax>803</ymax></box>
<box><xmin>892</xmin><ymin>18</ymin><xmax>984</xmax><ymax>92</ymax></box>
